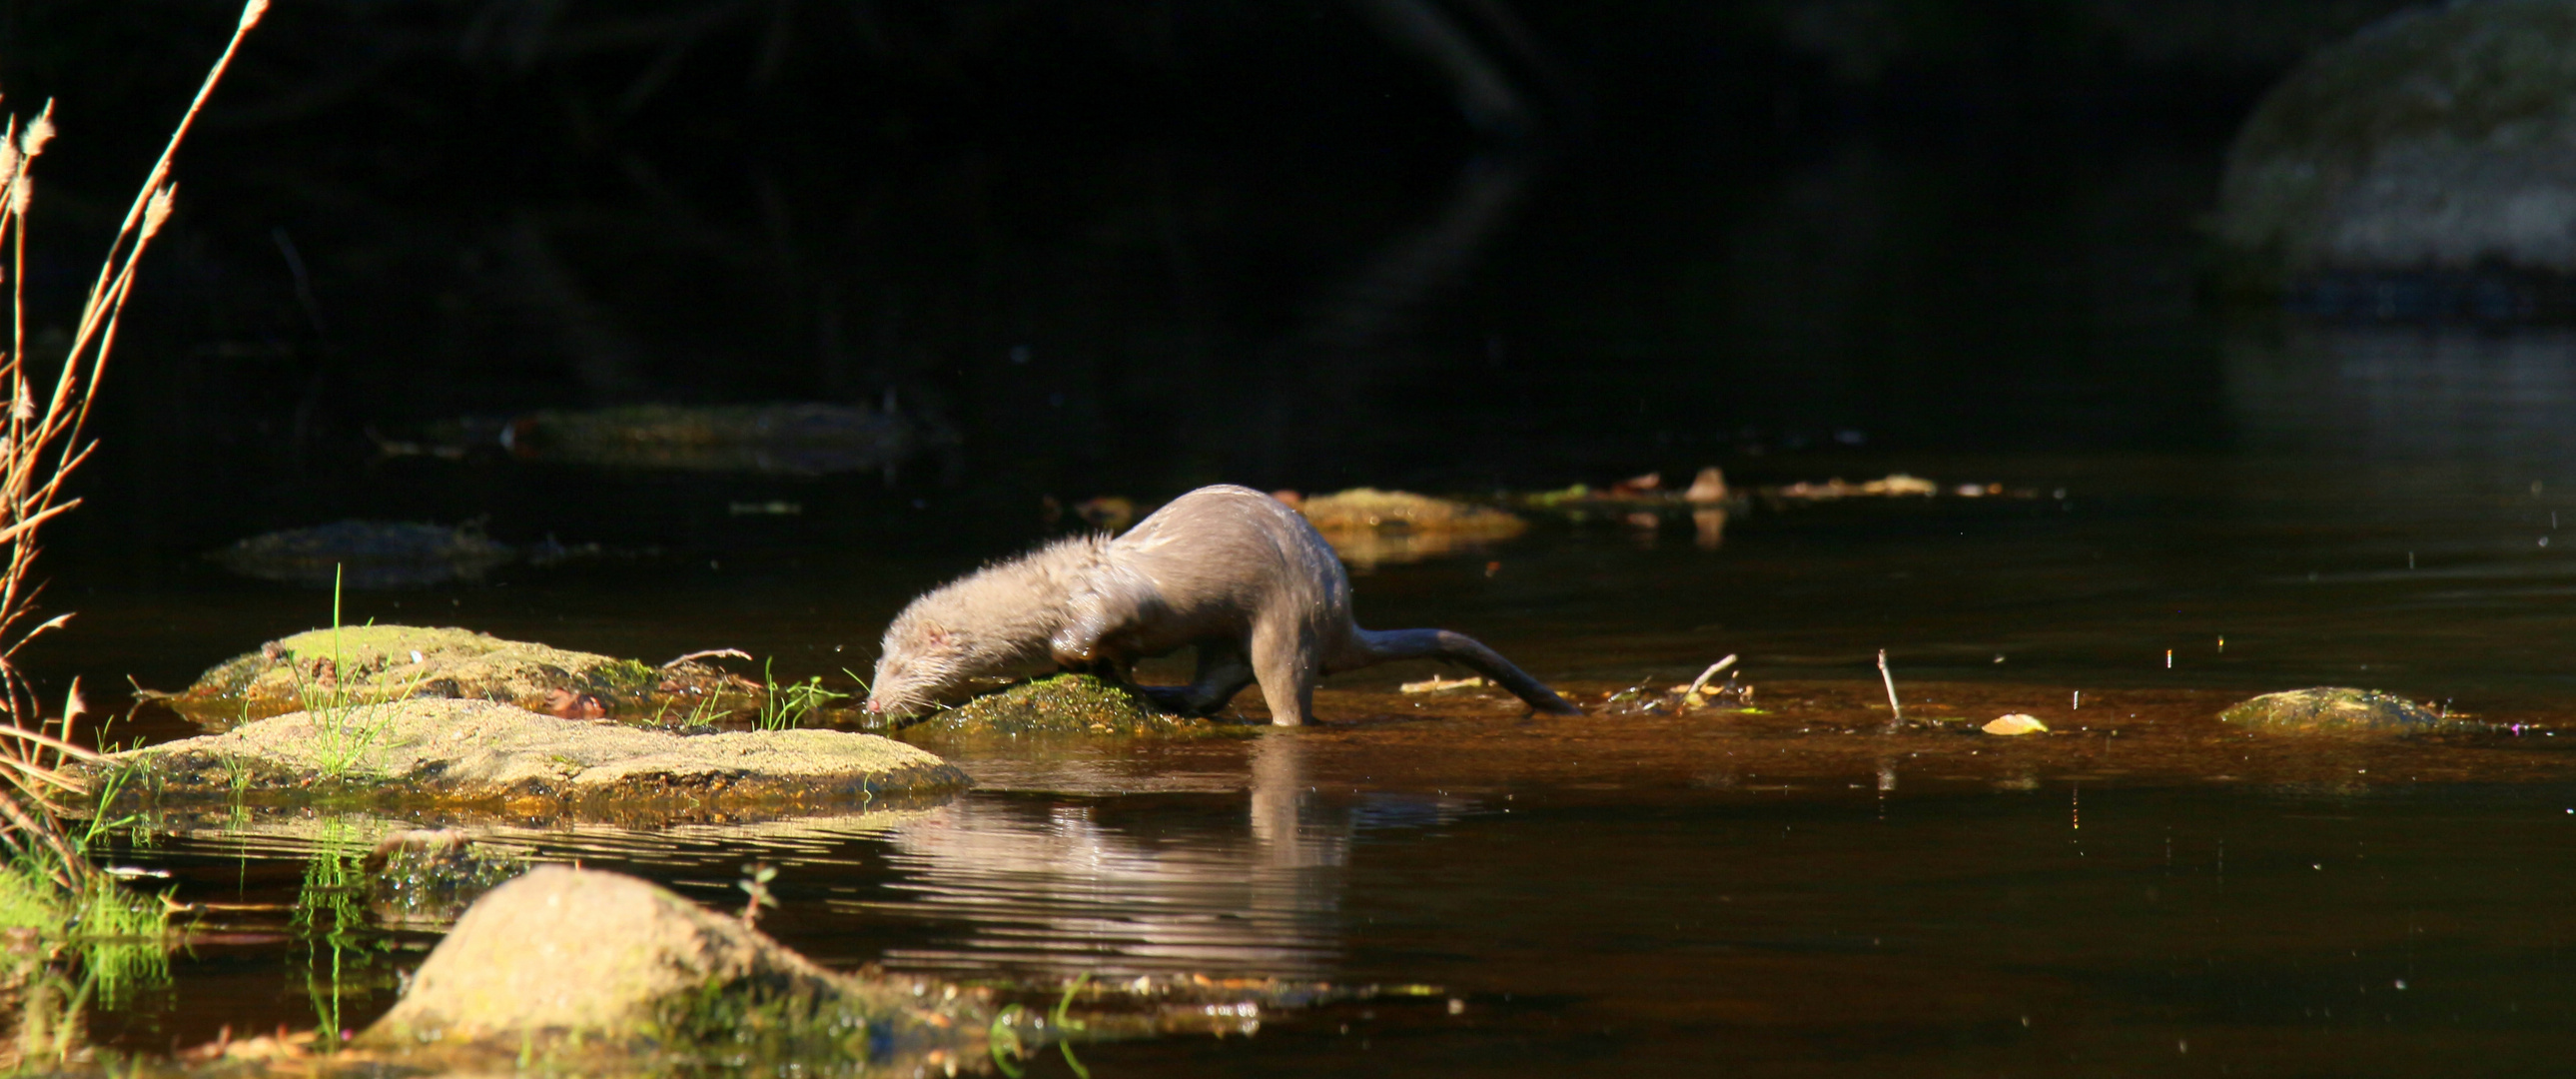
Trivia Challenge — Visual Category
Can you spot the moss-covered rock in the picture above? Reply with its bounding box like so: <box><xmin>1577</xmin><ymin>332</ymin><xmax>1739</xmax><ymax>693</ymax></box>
<box><xmin>105</xmin><ymin>698</ymin><xmax>968</xmax><ymax>818</ymax></box>
<box><xmin>2218</xmin><ymin>686</ymin><xmax>2460</xmax><ymax>733</ymax></box>
<box><xmin>2217</xmin><ymin>0</ymin><xmax>2576</xmax><ymax>289</ymax></box>
<box><xmin>141</xmin><ymin>624</ymin><xmax>759</xmax><ymax>729</ymax></box>
<box><xmin>904</xmin><ymin>674</ymin><xmax>1259</xmax><ymax>740</ymax></box>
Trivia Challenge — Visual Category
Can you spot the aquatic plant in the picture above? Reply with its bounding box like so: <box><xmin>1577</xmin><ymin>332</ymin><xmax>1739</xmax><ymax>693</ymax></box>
<box><xmin>648</xmin><ymin>686</ymin><xmax>735</xmax><ymax>728</ymax></box>
<box><xmin>757</xmin><ymin>659</ymin><xmax>851</xmax><ymax>730</ymax></box>
<box><xmin>735</xmin><ymin>861</ymin><xmax>778</xmax><ymax>926</ymax></box>
<box><xmin>284</xmin><ymin>566</ymin><xmax>430</xmax><ymax>778</ymax></box>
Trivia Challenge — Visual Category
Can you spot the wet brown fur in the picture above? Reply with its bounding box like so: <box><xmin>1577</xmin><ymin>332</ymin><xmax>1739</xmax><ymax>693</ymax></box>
<box><xmin>866</xmin><ymin>485</ymin><xmax>1582</xmax><ymax>725</ymax></box>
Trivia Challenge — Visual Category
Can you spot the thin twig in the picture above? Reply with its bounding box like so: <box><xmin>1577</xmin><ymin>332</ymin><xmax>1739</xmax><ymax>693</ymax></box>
<box><xmin>1683</xmin><ymin>655</ymin><xmax>1738</xmax><ymax>698</ymax></box>
<box><xmin>1877</xmin><ymin>648</ymin><xmax>1903</xmax><ymax>725</ymax></box>
<box><xmin>663</xmin><ymin>647</ymin><xmax>752</xmax><ymax>668</ymax></box>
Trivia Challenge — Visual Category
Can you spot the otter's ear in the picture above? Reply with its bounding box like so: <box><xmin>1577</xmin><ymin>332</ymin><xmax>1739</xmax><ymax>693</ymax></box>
<box><xmin>923</xmin><ymin>625</ymin><xmax>955</xmax><ymax>648</ymax></box>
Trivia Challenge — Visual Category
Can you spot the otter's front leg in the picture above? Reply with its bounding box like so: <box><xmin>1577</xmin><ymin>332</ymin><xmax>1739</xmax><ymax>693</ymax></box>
<box><xmin>1138</xmin><ymin>638</ymin><xmax>1258</xmax><ymax>715</ymax></box>
<box><xmin>1250</xmin><ymin>614</ymin><xmax>1319</xmax><ymax>726</ymax></box>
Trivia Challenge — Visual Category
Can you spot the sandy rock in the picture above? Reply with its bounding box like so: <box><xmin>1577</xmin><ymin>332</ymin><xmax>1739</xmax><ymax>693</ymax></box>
<box><xmin>2217</xmin><ymin>686</ymin><xmax>2453</xmax><ymax>733</ymax></box>
<box><xmin>110</xmin><ymin>697</ymin><xmax>968</xmax><ymax>815</ymax></box>
<box><xmin>142</xmin><ymin>624</ymin><xmax>758</xmax><ymax>728</ymax></box>
<box><xmin>362</xmin><ymin>866</ymin><xmax>980</xmax><ymax>1052</ymax></box>
<box><xmin>2218</xmin><ymin>0</ymin><xmax>2576</xmax><ymax>286</ymax></box>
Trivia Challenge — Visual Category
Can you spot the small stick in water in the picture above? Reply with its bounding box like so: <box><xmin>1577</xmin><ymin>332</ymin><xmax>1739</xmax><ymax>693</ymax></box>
<box><xmin>1878</xmin><ymin>649</ymin><xmax>1902</xmax><ymax>722</ymax></box>
<box><xmin>2073</xmin><ymin>690</ymin><xmax>2081</xmax><ymax>710</ymax></box>
<box><xmin>2165</xmin><ymin>649</ymin><xmax>2172</xmax><ymax>669</ymax></box>
<box><xmin>1683</xmin><ymin>654</ymin><xmax>1739</xmax><ymax>697</ymax></box>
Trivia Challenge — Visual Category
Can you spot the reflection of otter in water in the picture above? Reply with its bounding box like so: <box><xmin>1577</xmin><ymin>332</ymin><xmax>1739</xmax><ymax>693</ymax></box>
<box><xmin>865</xmin><ymin>485</ymin><xmax>1582</xmax><ymax>724</ymax></box>
<box><xmin>846</xmin><ymin>733</ymin><xmax>1479</xmax><ymax>979</ymax></box>
<box><xmin>865</xmin><ymin>735</ymin><xmax>1345</xmax><ymax>977</ymax></box>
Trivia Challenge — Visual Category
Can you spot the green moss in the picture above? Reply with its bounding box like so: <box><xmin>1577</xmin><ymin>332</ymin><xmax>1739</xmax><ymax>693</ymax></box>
<box><xmin>645</xmin><ymin>978</ymin><xmax>909</xmax><ymax>1067</ymax></box>
<box><xmin>2218</xmin><ymin>687</ymin><xmax>2470</xmax><ymax>733</ymax></box>
<box><xmin>908</xmin><ymin>675</ymin><xmax>1259</xmax><ymax>739</ymax></box>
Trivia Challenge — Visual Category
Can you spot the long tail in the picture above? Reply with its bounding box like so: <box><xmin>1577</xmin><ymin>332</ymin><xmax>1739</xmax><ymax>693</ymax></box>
<box><xmin>1347</xmin><ymin>627</ymin><xmax>1583</xmax><ymax>714</ymax></box>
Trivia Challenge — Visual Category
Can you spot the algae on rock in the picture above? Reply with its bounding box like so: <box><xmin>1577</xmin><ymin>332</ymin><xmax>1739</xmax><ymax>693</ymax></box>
<box><xmin>905</xmin><ymin>674</ymin><xmax>1258</xmax><ymax>740</ymax></box>
<box><xmin>2218</xmin><ymin>686</ymin><xmax>2462</xmax><ymax>733</ymax></box>
<box><xmin>143</xmin><ymin>624</ymin><xmax>759</xmax><ymax>728</ymax></box>
<box><xmin>364</xmin><ymin>829</ymin><xmax>527</xmax><ymax>928</ymax></box>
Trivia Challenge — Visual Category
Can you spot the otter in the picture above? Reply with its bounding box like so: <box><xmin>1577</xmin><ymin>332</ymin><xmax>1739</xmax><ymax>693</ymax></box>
<box><xmin>863</xmin><ymin>484</ymin><xmax>1581</xmax><ymax>725</ymax></box>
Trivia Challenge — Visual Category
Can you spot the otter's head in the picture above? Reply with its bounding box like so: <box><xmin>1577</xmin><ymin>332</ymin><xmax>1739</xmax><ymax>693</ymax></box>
<box><xmin>862</xmin><ymin>614</ymin><xmax>970</xmax><ymax>718</ymax></box>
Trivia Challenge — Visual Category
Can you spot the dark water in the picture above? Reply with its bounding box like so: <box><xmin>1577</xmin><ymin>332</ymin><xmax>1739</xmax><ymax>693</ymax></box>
<box><xmin>17</xmin><ymin>32</ymin><xmax>2576</xmax><ymax>1067</ymax></box>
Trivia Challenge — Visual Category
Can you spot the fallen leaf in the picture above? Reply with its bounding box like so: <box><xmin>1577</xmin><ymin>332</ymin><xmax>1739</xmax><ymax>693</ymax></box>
<box><xmin>1983</xmin><ymin>713</ymin><xmax>2049</xmax><ymax>736</ymax></box>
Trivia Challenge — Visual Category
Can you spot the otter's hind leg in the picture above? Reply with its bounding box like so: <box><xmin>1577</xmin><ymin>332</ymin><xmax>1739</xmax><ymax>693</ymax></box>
<box><xmin>1138</xmin><ymin>639</ymin><xmax>1258</xmax><ymax>715</ymax></box>
<box><xmin>1250</xmin><ymin>617</ymin><xmax>1320</xmax><ymax>726</ymax></box>
<box><xmin>1342</xmin><ymin>627</ymin><xmax>1584</xmax><ymax>714</ymax></box>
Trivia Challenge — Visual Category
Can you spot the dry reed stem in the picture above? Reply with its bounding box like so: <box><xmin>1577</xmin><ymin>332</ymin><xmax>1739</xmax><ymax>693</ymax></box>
<box><xmin>0</xmin><ymin>0</ymin><xmax>267</xmax><ymax>882</ymax></box>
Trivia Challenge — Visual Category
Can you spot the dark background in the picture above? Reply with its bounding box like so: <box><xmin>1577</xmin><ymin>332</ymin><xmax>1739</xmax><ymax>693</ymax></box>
<box><xmin>0</xmin><ymin>0</ymin><xmax>2417</xmax><ymax>575</ymax></box>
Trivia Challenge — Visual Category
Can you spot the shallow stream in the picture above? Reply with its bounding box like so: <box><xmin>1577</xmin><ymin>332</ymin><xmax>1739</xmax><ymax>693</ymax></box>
<box><xmin>39</xmin><ymin>393</ymin><xmax>2576</xmax><ymax>1074</ymax></box>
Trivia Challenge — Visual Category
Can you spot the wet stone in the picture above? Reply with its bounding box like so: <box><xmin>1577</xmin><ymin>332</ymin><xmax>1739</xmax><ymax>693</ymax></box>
<box><xmin>209</xmin><ymin>520</ymin><xmax>518</xmax><ymax>588</ymax></box>
<box><xmin>460</xmin><ymin>402</ymin><xmax>934</xmax><ymax>477</ymax></box>
<box><xmin>363</xmin><ymin>829</ymin><xmax>527</xmax><ymax>928</ymax></box>
<box><xmin>2217</xmin><ymin>686</ymin><xmax>2458</xmax><ymax>733</ymax></box>
<box><xmin>904</xmin><ymin>674</ymin><xmax>1260</xmax><ymax>739</ymax></box>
